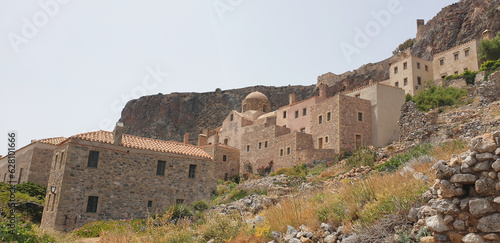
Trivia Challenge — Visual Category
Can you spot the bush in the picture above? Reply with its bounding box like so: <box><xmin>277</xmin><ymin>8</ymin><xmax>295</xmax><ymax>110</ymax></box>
<box><xmin>392</xmin><ymin>38</ymin><xmax>415</xmax><ymax>55</ymax></box>
<box><xmin>345</xmin><ymin>147</ymin><xmax>376</xmax><ymax>169</ymax></box>
<box><xmin>192</xmin><ymin>201</ymin><xmax>209</xmax><ymax>212</ymax></box>
<box><xmin>412</xmin><ymin>86</ymin><xmax>467</xmax><ymax>112</ymax></box>
<box><xmin>202</xmin><ymin>213</ymin><xmax>243</xmax><ymax>242</ymax></box>
<box><xmin>405</xmin><ymin>93</ymin><xmax>413</xmax><ymax>102</ymax></box>
<box><xmin>73</xmin><ymin>219</ymin><xmax>145</xmax><ymax>238</ymax></box>
<box><xmin>444</xmin><ymin>70</ymin><xmax>477</xmax><ymax>85</ymax></box>
<box><xmin>375</xmin><ymin>144</ymin><xmax>431</xmax><ymax>172</ymax></box>
<box><xmin>0</xmin><ymin>220</ymin><xmax>54</xmax><ymax>243</ymax></box>
<box><xmin>479</xmin><ymin>32</ymin><xmax>500</xmax><ymax>61</ymax></box>
<box><xmin>168</xmin><ymin>204</ymin><xmax>193</xmax><ymax>220</ymax></box>
<box><xmin>309</xmin><ymin>163</ymin><xmax>328</xmax><ymax>176</ymax></box>
<box><xmin>269</xmin><ymin>163</ymin><xmax>307</xmax><ymax>179</ymax></box>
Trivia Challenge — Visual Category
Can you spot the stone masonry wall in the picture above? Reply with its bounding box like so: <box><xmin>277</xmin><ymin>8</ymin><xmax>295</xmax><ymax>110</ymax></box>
<box><xmin>203</xmin><ymin>145</ymin><xmax>240</xmax><ymax>181</ymax></box>
<box><xmin>339</xmin><ymin>95</ymin><xmax>372</xmax><ymax>151</ymax></box>
<box><xmin>41</xmin><ymin>139</ymin><xmax>215</xmax><ymax>232</ymax></box>
<box><xmin>310</xmin><ymin>95</ymin><xmax>341</xmax><ymax>152</ymax></box>
<box><xmin>413</xmin><ymin>132</ymin><xmax>500</xmax><ymax>242</ymax></box>
<box><xmin>399</xmin><ymin>101</ymin><xmax>439</xmax><ymax>143</ymax></box>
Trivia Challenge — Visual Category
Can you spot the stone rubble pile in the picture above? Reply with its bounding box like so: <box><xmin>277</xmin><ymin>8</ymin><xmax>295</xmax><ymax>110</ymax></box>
<box><xmin>270</xmin><ymin>223</ymin><xmax>347</xmax><ymax>243</ymax></box>
<box><xmin>238</xmin><ymin>174</ymin><xmax>290</xmax><ymax>191</ymax></box>
<box><xmin>409</xmin><ymin>132</ymin><xmax>500</xmax><ymax>242</ymax></box>
<box><xmin>213</xmin><ymin>194</ymin><xmax>279</xmax><ymax>215</ymax></box>
<box><xmin>477</xmin><ymin>71</ymin><xmax>500</xmax><ymax>105</ymax></box>
<box><xmin>399</xmin><ymin>102</ymin><xmax>439</xmax><ymax>143</ymax></box>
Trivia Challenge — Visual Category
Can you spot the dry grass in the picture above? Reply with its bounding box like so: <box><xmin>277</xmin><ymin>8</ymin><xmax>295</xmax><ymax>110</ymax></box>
<box><xmin>316</xmin><ymin>162</ymin><xmax>350</xmax><ymax>180</ymax></box>
<box><xmin>430</xmin><ymin>139</ymin><xmax>467</xmax><ymax>161</ymax></box>
<box><xmin>262</xmin><ymin>195</ymin><xmax>319</xmax><ymax>233</ymax></box>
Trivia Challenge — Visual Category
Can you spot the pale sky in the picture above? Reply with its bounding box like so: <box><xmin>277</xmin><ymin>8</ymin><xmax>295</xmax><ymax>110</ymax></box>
<box><xmin>0</xmin><ymin>0</ymin><xmax>458</xmax><ymax>152</ymax></box>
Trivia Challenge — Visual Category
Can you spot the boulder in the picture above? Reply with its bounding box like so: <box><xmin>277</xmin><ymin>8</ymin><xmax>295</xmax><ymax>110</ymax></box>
<box><xmin>469</xmin><ymin>198</ymin><xmax>495</xmax><ymax>217</ymax></box>
<box><xmin>420</xmin><ymin>236</ymin><xmax>436</xmax><ymax>243</ymax></box>
<box><xmin>433</xmin><ymin>160</ymin><xmax>453</xmax><ymax>179</ymax></box>
<box><xmin>324</xmin><ymin>235</ymin><xmax>337</xmax><ymax>243</ymax></box>
<box><xmin>492</xmin><ymin>159</ymin><xmax>500</xmax><ymax>172</ymax></box>
<box><xmin>477</xmin><ymin>214</ymin><xmax>500</xmax><ymax>232</ymax></box>
<box><xmin>476</xmin><ymin>153</ymin><xmax>494</xmax><ymax>162</ymax></box>
<box><xmin>483</xmin><ymin>233</ymin><xmax>500</xmax><ymax>241</ymax></box>
<box><xmin>425</xmin><ymin>215</ymin><xmax>450</xmax><ymax>232</ymax></box>
<box><xmin>450</xmin><ymin>174</ymin><xmax>477</xmax><ymax>184</ymax></box>
<box><xmin>462</xmin><ymin>233</ymin><xmax>484</xmax><ymax>243</ymax></box>
<box><xmin>473</xmin><ymin>161</ymin><xmax>491</xmax><ymax>172</ymax></box>
<box><xmin>469</xmin><ymin>134</ymin><xmax>497</xmax><ymax>153</ymax></box>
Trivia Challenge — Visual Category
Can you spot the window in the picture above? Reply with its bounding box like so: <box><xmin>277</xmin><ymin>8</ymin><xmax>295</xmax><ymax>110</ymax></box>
<box><xmin>303</xmin><ymin>108</ymin><xmax>307</xmax><ymax>116</ymax></box>
<box><xmin>224</xmin><ymin>139</ymin><xmax>228</xmax><ymax>145</ymax></box>
<box><xmin>394</xmin><ymin>67</ymin><xmax>398</xmax><ymax>74</ymax></box>
<box><xmin>59</xmin><ymin>152</ymin><xmax>65</xmax><ymax>169</ymax></box>
<box><xmin>465</xmin><ymin>49</ymin><xmax>470</xmax><ymax>57</ymax></box>
<box><xmin>295</xmin><ymin>110</ymin><xmax>299</xmax><ymax>118</ymax></box>
<box><xmin>404</xmin><ymin>78</ymin><xmax>408</xmax><ymax>86</ymax></box>
<box><xmin>425</xmin><ymin>65</ymin><xmax>429</xmax><ymax>71</ymax></box>
<box><xmin>230</xmin><ymin>114</ymin><xmax>233</xmax><ymax>121</ymax></box>
<box><xmin>395</xmin><ymin>82</ymin><xmax>399</xmax><ymax>87</ymax></box>
<box><xmin>441</xmin><ymin>75</ymin><xmax>446</xmax><ymax>79</ymax></box>
<box><xmin>318</xmin><ymin>138</ymin><xmax>323</xmax><ymax>149</ymax></box>
<box><xmin>265</xmin><ymin>141</ymin><xmax>268</xmax><ymax>148</ymax></box>
<box><xmin>325</xmin><ymin>136</ymin><xmax>329</xmax><ymax>143</ymax></box>
<box><xmin>148</xmin><ymin>201</ymin><xmax>153</xmax><ymax>207</ymax></box>
<box><xmin>440</xmin><ymin>59</ymin><xmax>444</xmax><ymax>66</ymax></box>
<box><xmin>188</xmin><ymin>165</ymin><xmax>196</xmax><ymax>178</ymax></box>
<box><xmin>355</xmin><ymin>135</ymin><xmax>362</xmax><ymax>150</ymax></box>
<box><xmin>300</xmin><ymin>128</ymin><xmax>306</xmax><ymax>133</ymax></box>
<box><xmin>464</xmin><ymin>67</ymin><xmax>468</xmax><ymax>71</ymax></box>
<box><xmin>327</xmin><ymin>112</ymin><xmax>331</xmax><ymax>121</ymax></box>
<box><xmin>358</xmin><ymin>112</ymin><xmax>363</xmax><ymax>122</ymax></box>
<box><xmin>283</xmin><ymin>111</ymin><xmax>287</xmax><ymax>118</ymax></box>
<box><xmin>88</xmin><ymin>151</ymin><xmax>99</xmax><ymax>168</ymax></box>
<box><xmin>176</xmin><ymin>199</ymin><xmax>184</xmax><ymax>204</ymax></box>
<box><xmin>403</xmin><ymin>62</ymin><xmax>408</xmax><ymax>70</ymax></box>
<box><xmin>415</xmin><ymin>86</ymin><xmax>419</xmax><ymax>90</ymax></box>
<box><xmin>224</xmin><ymin>173</ymin><xmax>228</xmax><ymax>181</ymax></box>
<box><xmin>455</xmin><ymin>71</ymin><xmax>459</xmax><ymax>74</ymax></box>
<box><xmin>259</xmin><ymin>142</ymin><xmax>262</xmax><ymax>149</ymax></box>
<box><xmin>318</xmin><ymin>115</ymin><xmax>323</xmax><ymax>124</ymax></box>
<box><xmin>417</xmin><ymin>62</ymin><xmax>421</xmax><ymax>69</ymax></box>
<box><xmin>246</xmin><ymin>145</ymin><xmax>250</xmax><ymax>152</ymax></box>
<box><xmin>243</xmin><ymin>105</ymin><xmax>247</xmax><ymax>112</ymax></box>
<box><xmin>417</xmin><ymin>77</ymin><xmax>422</xmax><ymax>85</ymax></box>
<box><xmin>287</xmin><ymin>147</ymin><xmax>291</xmax><ymax>155</ymax></box>
<box><xmin>280</xmin><ymin>149</ymin><xmax>284</xmax><ymax>156</ymax></box>
<box><xmin>86</xmin><ymin>196</ymin><xmax>98</xmax><ymax>213</ymax></box>
<box><xmin>54</xmin><ymin>154</ymin><xmax>58</xmax><ymax>170</ymax></box>
<box><xmin>355</xmin><ymin>94</ymin><xmax>360</xmax><ymax>98</ymax></box>
<box><xmin>454</xmin><ymin>52</ymin><xmax>459</xmax><ymax>60</ymax></box>
<box><xmin>222</xmin><ymin>155</ymin><xmax>227</xmax><ymax>162</ymax></box>
<box><xmin>156</xmin><ymin>160</ymin><xmax>166</xmax><ymax>176</ymax></box>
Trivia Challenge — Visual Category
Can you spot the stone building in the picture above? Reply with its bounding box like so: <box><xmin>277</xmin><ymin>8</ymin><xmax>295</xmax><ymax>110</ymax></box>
<box><xmin>344</xmin><ymin>83</ymin><xmax>405</xmax><ymax>147</ymax></box>
<box><xmin>40</xmin><ymin>125</ymin><xmax>215</xmax><ymax>232</ymax></box>
<box><xmin>386</xmin><ymin>49</ymin><xmax>434</xmax><ymax>95</ymax></box>
<box><xmin>200</xmin><ymin>142</ymin><xmax>240</xmax><ymax>181</ymax></box>
<box><xmin>432</xmin><ymin>39</ymin><xmax>480</xmax><ymax>81</ymax></box>
<box><xmin>203</xmin><ymin>85</ymin><xmax>374</xmax><ymax>174</ymax></box>
<box><xmin>0</xmin><ymin>137</ymin><xmax>66</xmax><ymax>186</ymax></box>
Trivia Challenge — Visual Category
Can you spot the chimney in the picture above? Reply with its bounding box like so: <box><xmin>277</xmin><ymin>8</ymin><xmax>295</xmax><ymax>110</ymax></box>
<box><xmin>369</xmin><ymin>79</ymin><xmax>374</xmax><ymax>85</ymax></box>
<box><xmin>319</xmin><ymin>84</ymin><xmax>327</xmax><ymax>98</ymax></box>
<box><xmin>198</xmin><ymin>134</ymin><xmax>207</xmax><ymax>146</ymax></box>
<box><xmin>183</xmin><ymin>133</ymin><xmax>189</xmax><ymax>145</ymax></box>
<box><xmin>289</xmin><ymin>93</ymin><xmax>296</xmax><ymax>105</ymax></box>
<box><xmin>482</xmin><ymin>30</ymin><xmax>491</xmax><ymax>40</ymax></box>
<box><xmin>113</xmin><ymin>122</ymin><xmax>124</xmax><ymax>146</ymax></box>
<box><xmin>416</xmin><ymin>19</ymin><xmax>425</xmax><ymax>41</ymax></box>
<box><xmin>214</xmin><ymin>132</ymin><xmax>220</xmax><ymax>145</ymax></box>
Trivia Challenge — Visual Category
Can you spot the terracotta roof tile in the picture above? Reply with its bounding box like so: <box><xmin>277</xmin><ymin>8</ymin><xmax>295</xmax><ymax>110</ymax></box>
<box><xmin>38</xmin><ymin>137</ymin><xmax>67</xmax><ymax>146</ymax></box>
<box><xmin>68</xmin><ymin>131</ymin><xmax>211</xmax><ymax>159</ymax></box>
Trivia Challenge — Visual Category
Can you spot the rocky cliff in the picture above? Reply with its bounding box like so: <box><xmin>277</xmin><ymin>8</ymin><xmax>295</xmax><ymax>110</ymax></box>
<box><xmin>317</xmin><ymin>0</ymin><xmax>500</xmax><ymax>92</ymax></box>
<box><xmin>119</xmin><ymin>85</ymin><xmax>315</xmax><ymax>143</ymax></box>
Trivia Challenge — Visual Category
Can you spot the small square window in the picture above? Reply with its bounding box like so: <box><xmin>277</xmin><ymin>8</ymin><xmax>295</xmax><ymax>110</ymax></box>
<box><xmin>188</xmin><ymin>164</ymin><xmax>196</xmax><ymax>178</ymax></box>
<box><xmin>440</xmin><ymin>59</ymin><xmax>444</xmax><ymax>66</ymax></box>
<box><xmin>355</xmin><ymin>94</ymin><xmax>360</xmax><ymax>98</ymax></box>
<box><xmin>403</xmin><ymin>62</ymin><xmax>408</xmax><ymax>70</ymax></box>
<box><xmin>303</xmin><ymin>108</ymin><xmax>307</xmax><ymax>116</ymax></box>
<box><xmin>454</xmin><ymin>53</ymin><xmax>459</xmax><ymax>60</ymax></box>
<box><xmin>176</xmin><ymin>199</ymin><xmax>184</xmax><ymax>204</ymax></box>
<box><xmin>300</xmin><ymin>128</ymin><xmax>306</xmax><ymax>133</ymax></box>
<box><xmin>88</xmin><ymin>151</ymin><xmax>99</xmax><ymax>168</ymax></box>
<box><xmin>222</xmin><ymin>155</ymin><xmax>227</xmax><ymax>162</ymax></box>
<box><xmin>404</xmin><ymin>78</ymin><xmax>408</xmax><ymax>86</ymax></box>
<box><xmin>455</xmin><ymin>71</ymin><xmax>459</xmax><ymax>74</ymax></box>
<box><xmin>265</xmin><ymin>141</ymin><xmax>268</xmax><ymax>148</ymax></box>
<box><xmin>395</xmin><ymin>82</ymin><xmax>399</xmax><ymax>87</ymax></box>
<box><xmin>156</xmin><ymin>160</ymin><xmax>166</xmax><ymax>176</ymax></box>
<box><xmin>327</xmin><ymin>112</ymin><xmax>331</xmax><ymax>121</ymax></box>
<box><xmin>425</xmin><ymin>65</ymin><xmax>429</xmax><ymax>71</ymax></box>
<box><xmin>224</xmin><ymin>139</ymin><xmax>228</xmax><ymax>145</ymax></box>
<box><xmin>358</xmin><ymin>112</ymin><xmax>363</xmax><ymax>122</ymax></box>
<box><xmin>287</xmin><ymin>147</ymin><xmax>291</xmax><ymax>155</ymax></box>
<box><xmin>247</xmin><ymin>145</ymin><xmax>250</xmax><ymax>152</ymax></box>
<box><xmin>394</xmin><ymin>67</ymin><xmax>398</xmax><ymax>74</ymax></box>
<box><xmin>283</xmin><ymin>111</ymin><xmax>287</xmax><ymax>119</ymax></box>
<box><xmin>417</xmin><ymin>77</ymin><xmax>422</xmax><ymax>85</ymax></box>
<box><xmin>295</xmin><ymin>110</ymin><xmax>299</xmax><ymax>118</ymax></box>
<box><xmin>280</xmin><ymin>149</ymin><xmax>284</xmax><ymax>156</ymax></box>
<box><xmin>465</xmin><ymin>49</ymin><xmax>470</xmax><ymax>57</ymax></box>
<box><xmin>86</xmin><ymin>196</ymin><xmax>98</xmax><ymax>213</ymax></box>
<box><xmin>325</xmin><ymin>136</ymin><xmax>329</xmax><ymax>143</ymax></box>
<box><xmin>148</xmin><ymin>201</ymin><xmax>153</xmax><ymax>207</ymax></box>
<box><xmin>230</xmin><ymin>114</ymin><xmax>233</xmax><ymax>121</ymax></box>
<box><xmin>259</xmin><ymin>142</ymin><xmax>262</xmax><ymax>149</ymax></box>
<box><xmin>417</xmin><ymin>62</ymin><xmax>421</xmax><ymax>69</ymax></box>
<box><xmin>318</xmin><ymin>115</ymin><xmax>323</xmax><ymax>124</ymax></box>
<box><xmin>464</xmin><ymin>67</ymin><xmax>468</xmax><ymax>71</ymax></box>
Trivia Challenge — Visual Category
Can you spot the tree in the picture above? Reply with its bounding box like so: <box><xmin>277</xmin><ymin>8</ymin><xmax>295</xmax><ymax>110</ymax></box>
<box><xmin>393</xmin><ymin>38</ymin><xmax>415</xmax><ymax>55</ymax></box>
<box><xmin>479</xmin><ymin>32</ymin><xmax>500</xmax><ymax>61</ymax></box>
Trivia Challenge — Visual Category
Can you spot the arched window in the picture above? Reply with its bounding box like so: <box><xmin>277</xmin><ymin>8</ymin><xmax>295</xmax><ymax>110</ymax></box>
<box><xmin>243</xmin><ymin>105</ymin><xmax>247</xmax><ymax>112</ymax></box>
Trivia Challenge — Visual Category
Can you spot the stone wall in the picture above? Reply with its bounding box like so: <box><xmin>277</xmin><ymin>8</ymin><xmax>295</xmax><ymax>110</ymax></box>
<box><xmin>338</xmin><ymin>95</ymin><xmax>372</xmax><ymax>151</ymax></box>
<box><xmin>203</xmin><ymin>144</ymin><xmax>240</xmax><ymax>181</ymax></box>
<box><xmin>478</xmin><ymin>71</ymin><xmax>500</xmax><ymax>105</ymax></box>
<box><xmin>41</xmin><ymin>139</ymin><xmax>215</xmax><ymax>232</ymax></box>
<box><xmin>432</xmin><ymin>40</ymin><xmax>480</xmax><ymax>81</ymax></box>
<box><xmin>399</xmin><ymin>102</ymin><xmax>438</xmax><ymax>143</ymax></box>
<box><xmin>310</xmin><ymin>95</ymin><xmax>340</xmax><ymax>151</ymax></box>
<box><xmin>413</xmin><ymin>132</ymin><xmax>500</xmax><ymax>242</ymax></box>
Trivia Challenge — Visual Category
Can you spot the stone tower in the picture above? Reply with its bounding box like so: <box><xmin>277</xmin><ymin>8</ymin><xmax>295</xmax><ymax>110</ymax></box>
<box><xmin>416</xmin><ymin>19</ymin><xmax>425</xmax><ymax>41</ymax></box>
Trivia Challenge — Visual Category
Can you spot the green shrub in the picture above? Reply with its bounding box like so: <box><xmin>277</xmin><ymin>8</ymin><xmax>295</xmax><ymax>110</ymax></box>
<box><xmin>444</xmin><ymin>70</ymin><xmax>477</xmax><ymax>85</ymax></box>
<box><xmin>479</xmin><ymin>32</ymin><xmax>500</xmax><ymax>61</ymax></box>
<box><xmin>392</xmin><ymin>38</ymin><xmax>415</xmax><ymax>55</ymax></box>
<box><xmin>168</xmin><ymin>204</ymin><xmax>193</xmax><ymax>220</ymax></box>
<box><xmin>229</xmin><ymin>189</ymin><xmax>247</xmax><ymax>201</ymax></box>
<box><xmin>73</xmin><ymin>219</ymin><xmax>145</xmax><ymax>238</ymax></box>
<box><xmin>375</xmin><ymin>144</ymin><xmax>431</xmax><ymax>172</ymax></box>
<box><xmin>0</xmin><ymin>182</ymin><xmax>46</xmax><ymax>223</ymax></box>
<box><xmin>309</xmin><ymin>163</ymin><xmax>328</xmax><ymax>176</ymax></box>
<box><xmin>269</xmin><ymin>163</ymin><xmax>307</xmax><ymax>179</ymax></box>
<box><xmin>192</xmin><ymin>201</ymin><xmax>209</xmax><ymax>212</ymax></box>
<box><xmin>0</xmin><ymin>220</ymin><xmax>54</xmax><ymax>243</ymax></box>
<box><xmin>412</xmin><ymin>86</ymin><xmax>467</xmax><ymax>112</ymax></box>
<box><xmin>345</xmin><ymin>147</ymin><xmax>376</xmax><ymax>169</ymax></box>
<box><xmin>405</xmin><ymin>93</ymin><xmax>413</xmax><ymax>102</ymax></box>
<box><xmin>202</xmin><ymin>213</ymin><xmax>242</xmax><ymax>242</ymax></box>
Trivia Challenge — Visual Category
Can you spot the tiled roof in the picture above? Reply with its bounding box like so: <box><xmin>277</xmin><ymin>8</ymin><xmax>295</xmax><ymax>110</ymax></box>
<box><xmin>38</xmin><ymin>137</ymin><xmax>67</xmax><ymax>145</ymax></box>
<box><xmin>66</xmin><ymin>130</ymin><xmax>212</xmax><ymax>159</ymax></box>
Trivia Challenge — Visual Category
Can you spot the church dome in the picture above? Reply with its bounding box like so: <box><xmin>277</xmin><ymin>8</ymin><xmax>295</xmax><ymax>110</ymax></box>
<box><xmin>245</xmin><ymin>91</ymin><xmax>269</xmax><ymax>101</ymax></box>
